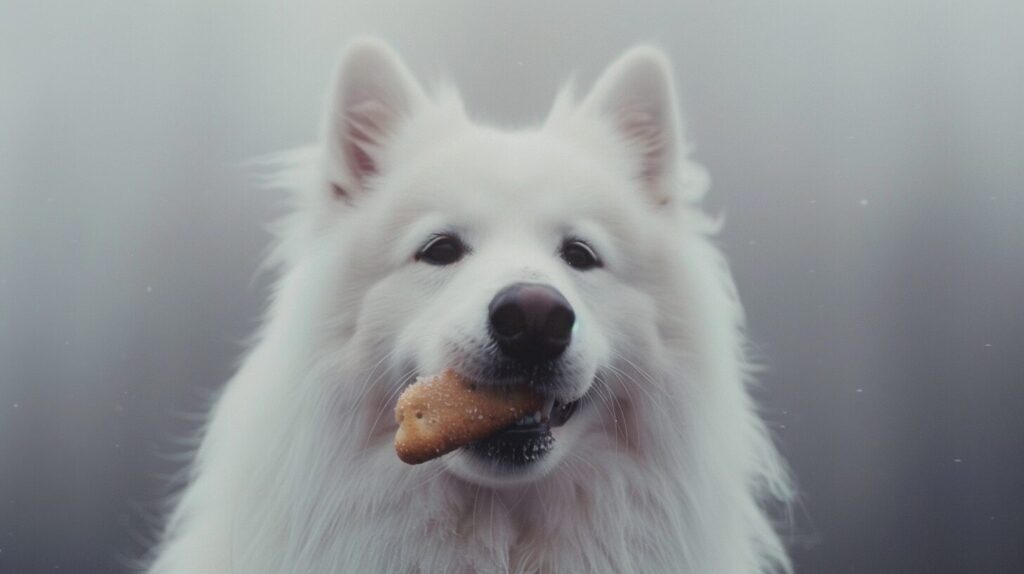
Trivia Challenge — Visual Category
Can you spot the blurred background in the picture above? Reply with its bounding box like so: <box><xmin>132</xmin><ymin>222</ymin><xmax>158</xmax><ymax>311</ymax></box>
<box><xmin>2</xmin><ymin>0</ymin><xmax>1022</xmax><ymax>572</ymax></box>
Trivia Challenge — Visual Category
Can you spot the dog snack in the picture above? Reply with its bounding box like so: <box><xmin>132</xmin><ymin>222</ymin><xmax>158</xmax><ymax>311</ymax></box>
<box><xmin>394</xmin><ymin>369</ymin><xmax>544</xmax><ymax>464</ymax></box>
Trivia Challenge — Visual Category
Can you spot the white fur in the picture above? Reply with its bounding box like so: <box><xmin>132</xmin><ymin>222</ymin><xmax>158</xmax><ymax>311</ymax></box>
<box><xmin>146</xmin><ymin>38</ymin><xmax>793</xmax><ymax>574</ymax></box>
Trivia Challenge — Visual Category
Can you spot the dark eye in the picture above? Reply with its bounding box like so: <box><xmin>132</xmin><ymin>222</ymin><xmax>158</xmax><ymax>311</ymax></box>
<box><xmin>561</xmin><ymin>240</ymin><xmax>601</xmax><ymax>270</ymax></box>
<box><xmin>416</xmin><ymin>235</ymin><xmax>466</xmax><ymax>266</ymax></box>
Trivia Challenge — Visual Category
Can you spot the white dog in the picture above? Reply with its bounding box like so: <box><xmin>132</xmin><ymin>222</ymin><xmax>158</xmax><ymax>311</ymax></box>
<box><xmin>147</xmin><ymin>38</ymin><xmax>793</xmax><ymax>573</ymax></box>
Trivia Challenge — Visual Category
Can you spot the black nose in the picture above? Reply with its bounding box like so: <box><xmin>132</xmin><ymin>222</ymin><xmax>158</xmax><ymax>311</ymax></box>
<box><xmin>488</xmin><ymin>283</ymin><xmax>575</xmax><ymax>364</ymax></box>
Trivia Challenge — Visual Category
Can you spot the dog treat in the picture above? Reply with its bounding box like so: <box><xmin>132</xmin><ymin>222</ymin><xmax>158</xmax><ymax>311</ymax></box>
<box><xmin>394</xmin><ymin>369</ymin><xmax>544</xmax><ymax>464</ymax></box>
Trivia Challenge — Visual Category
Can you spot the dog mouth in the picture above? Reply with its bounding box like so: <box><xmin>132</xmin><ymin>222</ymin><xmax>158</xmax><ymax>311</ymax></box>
<box><xmin>464</xmin><ymin>397</ymin><xmax>581</xmax><ymax>466</ymax></box>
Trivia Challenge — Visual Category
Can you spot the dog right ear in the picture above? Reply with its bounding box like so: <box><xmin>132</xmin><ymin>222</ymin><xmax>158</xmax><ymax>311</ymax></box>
<box><xmin>578</xmin><ymin>46</ymin><xmax>684</xmax><ymax>205</ymax></box>
<box><xmin>323</xmin><ymin>38</ymin><xmax>426</xmax><ymax>201</ymax></box>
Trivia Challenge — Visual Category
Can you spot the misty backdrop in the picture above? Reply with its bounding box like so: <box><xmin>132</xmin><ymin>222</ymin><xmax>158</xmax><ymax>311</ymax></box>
<box><xmin>2</xmin><ymin>1</ymin><xmax>1023</xmax><ymax>572</ymax></box>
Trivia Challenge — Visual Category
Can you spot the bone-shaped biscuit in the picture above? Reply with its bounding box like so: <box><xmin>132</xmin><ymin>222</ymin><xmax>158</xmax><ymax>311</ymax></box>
<box><xmin>394</xmin><ymin>370</ymin><xmax>543</xmax><ymax>465</ymax></box>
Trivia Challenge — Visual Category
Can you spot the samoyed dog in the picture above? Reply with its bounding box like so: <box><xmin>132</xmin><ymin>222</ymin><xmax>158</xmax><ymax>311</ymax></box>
<box><xmin>147</xmin><ymin>38</ymin><xmax>793</xmax><ymax>573</ymax></box>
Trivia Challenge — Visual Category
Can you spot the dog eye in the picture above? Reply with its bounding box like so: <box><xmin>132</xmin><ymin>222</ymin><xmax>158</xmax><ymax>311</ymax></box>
<box><xmin>560</xmin><ymin>240</ymin><xmax>601</xmax><ymax>271</ymax></box>
<box><xmin>416</xmin><ymin>235</ymin><xmax>466</xmax><ymax>266</ymax></box>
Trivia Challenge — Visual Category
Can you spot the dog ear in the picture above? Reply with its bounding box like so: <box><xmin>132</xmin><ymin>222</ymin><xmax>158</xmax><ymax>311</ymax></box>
<box><xmin>323</xmin><ymin>38</ymin><xmax>426</xmax><ymax>200</ymax></box>
<box><xmin>581</xmin><ymin>46</ymin><xmax>682</xmax><ymax>203</ymax></box>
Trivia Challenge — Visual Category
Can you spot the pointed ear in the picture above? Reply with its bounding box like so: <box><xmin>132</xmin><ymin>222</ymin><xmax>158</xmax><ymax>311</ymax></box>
<box><xmin>581</xmin><ymin>46</ymin><xmax>683</xmax><ymax>203</ymax></box>
<box><xmin>323</xmin><ymin>38</ymin><xmax>426</xmax><ymax>200</ymax></box>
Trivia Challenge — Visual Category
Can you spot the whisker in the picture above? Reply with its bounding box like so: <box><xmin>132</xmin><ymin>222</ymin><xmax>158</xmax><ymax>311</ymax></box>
<box><xmin>362</xmin><ymin>367</ymin><xmax>417</xmax><ymax>450</ymax></box>
<box><xmin>597</xmin><ymin>366</ymin><xmax>633</xmax><ymax>442</ymax></box>
<box><xmin>566</xmin><ymin>451</ymin><xmax>601</xmax><ymax>476</ymax></box>
<box><xmin>345</xmin><ymin>347</ymin><xmax>400</xmax><ymax>416</ymax></box>
<box><xmin>608</xmin><ymin>353</ymin><xmax>668</xmax><ymax>412</ymax></box>
<box><xmin>407</xmin><ymin>460</ymin><xmax>450</xmax><ymax>492</ymax></box>
<box><xmin>616</xmin><ymin>353</ymin><xmax>671</xmax><ymax>400</ymax></box>
<box><xmin>590</xmin><ymin>375</ymin><xmax>621</xmax><ymax>452</ymax></box>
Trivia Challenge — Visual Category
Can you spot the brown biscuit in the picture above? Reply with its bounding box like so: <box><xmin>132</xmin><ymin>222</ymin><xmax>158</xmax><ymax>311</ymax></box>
<box><xmin>394</xmin><ymin>369</ymin><xmax>544</xmax><ymax>465</ymax></box>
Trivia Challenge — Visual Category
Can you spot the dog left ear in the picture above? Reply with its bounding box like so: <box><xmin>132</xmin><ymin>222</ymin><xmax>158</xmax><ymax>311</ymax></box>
<box><xmin>323</xmin><ymin>38</ymin><xmax>426</xmax><ymax>201</ymax></box>
<box><xmin>581</xmin><ymin>46</ymin><xmax>682</xmax><ymax>204</ymax></box>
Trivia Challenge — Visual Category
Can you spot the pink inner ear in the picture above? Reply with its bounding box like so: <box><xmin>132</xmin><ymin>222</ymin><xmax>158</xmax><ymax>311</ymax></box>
<box><xmin>354</xmin><ymin>147</ymin><xmax>375</xmax><ymax>176</ymax></box>
<box><xmin>346</xmin><ymin>135</ymin><xmax>377</xmax><ymax>178</ymax></box>
<box><xmin>343</xmin><ymin>99</ymin><xmax>395</xmax><ymax>182</ymax></box>
<box><xmin>618</xmin><ymin>108</ymin><xmax>667</xmax><ymax>185</ymax></box>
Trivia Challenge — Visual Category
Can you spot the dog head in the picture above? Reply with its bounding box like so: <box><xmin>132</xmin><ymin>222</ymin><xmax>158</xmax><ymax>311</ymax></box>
<box><xmin>294</xmin><ymin>39</ymin><xmax>709</xmax><ymax>486</ymax></box>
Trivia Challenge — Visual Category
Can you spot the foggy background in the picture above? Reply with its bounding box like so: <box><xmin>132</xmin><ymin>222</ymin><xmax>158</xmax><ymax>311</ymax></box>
<box><xmin>2</xmin><ymin>0</ymin><xmax>1022</xmax><ymax>572</ymax></box>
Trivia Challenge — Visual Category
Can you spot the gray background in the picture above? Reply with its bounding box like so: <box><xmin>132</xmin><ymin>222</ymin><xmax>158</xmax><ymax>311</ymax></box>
<box><xmin>2</xmin><ymin>1</ymin><xmax>1022</xmax><ymax>572</ymax></box>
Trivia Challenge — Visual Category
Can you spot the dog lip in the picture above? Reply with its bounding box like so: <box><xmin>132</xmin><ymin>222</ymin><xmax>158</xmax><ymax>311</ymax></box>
<box><xmin>459</xmin><ymin>391</ymin><xmax>584</xmax><ymax>468</ymax></box>
<box><xmin>465</xmin><ymin>423</ymin><xmax>555</xmax><ymax>465</ymax></box>
<box><xmin>549</xmin><ymin>398</ymin><xmax>579</xmax><ymax>428</ymax></box>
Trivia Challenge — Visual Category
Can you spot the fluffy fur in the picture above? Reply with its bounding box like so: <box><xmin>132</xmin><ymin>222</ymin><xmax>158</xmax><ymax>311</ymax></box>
<box><xmin>147</xmin><ymin>39</ymin><xmax>793</xmax><ymax>573</ymax></box>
